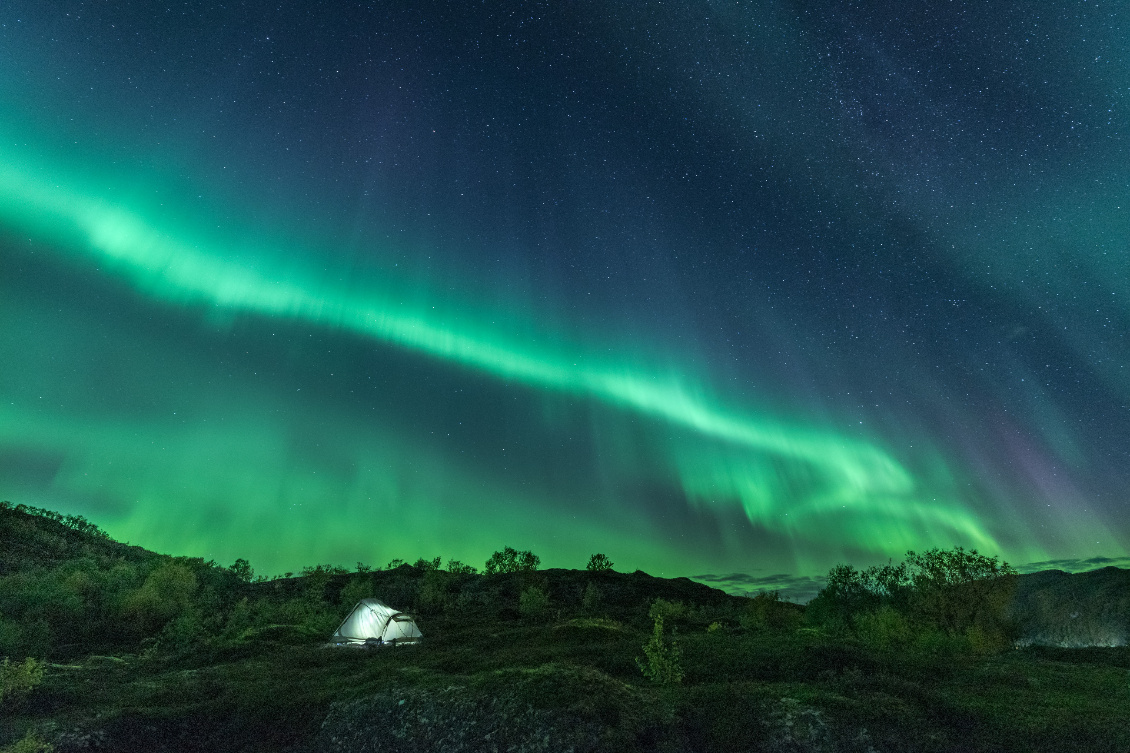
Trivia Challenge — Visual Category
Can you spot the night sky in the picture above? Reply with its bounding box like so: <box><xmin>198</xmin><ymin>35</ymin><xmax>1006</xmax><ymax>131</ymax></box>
<box><xmin>1</xmin><ymin>1</ymin><xmax>1127</xmax><ymax>587</ymax></box>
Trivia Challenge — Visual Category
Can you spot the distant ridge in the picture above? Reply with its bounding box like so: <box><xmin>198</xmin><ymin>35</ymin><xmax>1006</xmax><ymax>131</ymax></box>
<box><xmin>0</xmin><ymin>501</ymin><xmax>160</xmax><ymax>576</ymax></box>
<box><xmin>1011</xmin><ymin>566</ymin><xmax>1130</xmax><ymax>647</ymax></box>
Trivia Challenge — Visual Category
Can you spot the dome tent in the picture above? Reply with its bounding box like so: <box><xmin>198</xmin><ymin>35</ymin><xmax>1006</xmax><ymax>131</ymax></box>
<box><xmin>329</xmin><ymin>598</ymin><xmax>422</xmax><ymax>647</ymax></box>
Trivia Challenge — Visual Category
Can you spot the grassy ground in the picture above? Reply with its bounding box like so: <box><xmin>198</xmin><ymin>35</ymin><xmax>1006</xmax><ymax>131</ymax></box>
<box><xmin>3</xmin><ymin>506</ymin><xmax>1128</xmax><ymax>752</ymax></box>
<box><xmin>6</xmin><ymin>612</ymin><xmax>1129</xmax><ymax>752</ymax></box>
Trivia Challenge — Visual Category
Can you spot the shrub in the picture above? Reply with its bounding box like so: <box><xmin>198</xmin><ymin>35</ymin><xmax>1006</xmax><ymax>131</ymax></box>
<box><xmin>122</xmin><ymin>562</ymin><xmax>198</xmax><ymax>636</ymax></box>
<box><xmin>417</xmin><ymin>570</ymin><xmax>450</xmax><ymax>613</ymax></box>
<box><xmin>854</xmin><ymin>605</ymin><xmax>912</xmax><ymax>651</ymax></box>
<box><xmin>581</xmin><ymin>583</ymin><xmax>602</xmax><ymax>613</ymax></box>
<box><xmin>413</xmin><ymin>557</ymin><xmax>442</xmax><ymax>571</ymax></box>
<box><xmin>338</xmin><ymin>575</ymin><xmax>374</xmax><ymax>609</ymax></box>
<box><xmin>519</xmin><ymin>585</ymin><xmax>550</xmax><ymax>618</ymax></box>
<box><xmin>0</xmin><ymin>656</ymin><xmax>45</xmax><ymax>705</ymax></box>
<box><xmin>636</xmin><ymin>616</ymin><xmax>683</xmax><ymax>685</ymax></box>
<box><xmin>586</xmin><ymin>554</ymin><xmax>614</xmax><ymax>572</ymax></box>
<box><xmin>156</xmin><ymin>610</ymin><xmax>205</xmax><ymax>650</ymax></box>
<box><xmin>484</xmin><ymin>547</ymin><xmax>540</xmax><ymax>575</ymax></box>
<box><xmin>740</xmin><ymin>591</ymin><xmax>801</xmax><ymax>633</ymax></box>
<box><xmin>222</xmin><ymin>598</ymin><xmax>253</xmax><ymax>639</ymax></box>
<box><xmin>648</xmin><ymin>598</ymin><xmax>686</xmax><ymax>623</ymax></box>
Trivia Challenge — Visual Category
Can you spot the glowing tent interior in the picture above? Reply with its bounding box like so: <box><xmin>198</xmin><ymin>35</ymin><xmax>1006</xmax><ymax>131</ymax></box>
<box><xmin>329</xmin><ymin>598</ymin><xmax>423</xmax><ymax>647</ymax></box>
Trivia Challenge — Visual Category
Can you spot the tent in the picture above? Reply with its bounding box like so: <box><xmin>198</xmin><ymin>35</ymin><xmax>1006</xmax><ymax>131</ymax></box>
<box><xmin>329</xmin><ymin>598</ymin><xmax>423</xmax><ymax>647</ymax></box>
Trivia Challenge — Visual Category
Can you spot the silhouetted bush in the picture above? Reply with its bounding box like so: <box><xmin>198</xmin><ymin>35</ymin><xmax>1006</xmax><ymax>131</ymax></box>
<box><xmin>586</xmin><ymin>553</ymin><xmax>614</xmax><ymax>572</ymax></box>
<box><xmin>445</xmin><ymin>559</ymin><xmax>478</xmax><ymax>575</ymax></box>
<box><xmin>484</xmin><ymin>547</ymin><xmax>540</xmax><ymax>575</ymax></box>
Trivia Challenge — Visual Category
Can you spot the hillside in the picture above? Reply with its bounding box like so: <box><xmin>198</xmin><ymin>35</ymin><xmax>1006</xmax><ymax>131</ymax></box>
<box><xmin>1012</xmin><ymin>566</ymin><xmax>1130</xmax><ymax>647</ymax></box>
<box><xmin>2</xmin><ymin>503</ymin><xmax>1128</xmax><ymax>753</ymax></box>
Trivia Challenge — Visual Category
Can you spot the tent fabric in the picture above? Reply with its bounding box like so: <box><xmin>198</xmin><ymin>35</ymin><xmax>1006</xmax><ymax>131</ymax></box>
<box><xmin>330</xmin><ymin>598</ymin><xmax>422</xmax><ymax>646</ymax></box>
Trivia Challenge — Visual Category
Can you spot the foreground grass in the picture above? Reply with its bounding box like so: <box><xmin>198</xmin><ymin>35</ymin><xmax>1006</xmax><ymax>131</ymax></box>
<box><xmin>8</xmin><ymin>616</ymin><xmax>1130</xmax><ymax>752</ymax></box>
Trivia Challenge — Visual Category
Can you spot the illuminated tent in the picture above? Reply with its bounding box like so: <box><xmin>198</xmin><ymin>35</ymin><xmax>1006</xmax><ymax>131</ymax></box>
<box><xmin>329</xmin><ymin>598</ymin><xmax>423</xmax><ymax>647</ymax></box>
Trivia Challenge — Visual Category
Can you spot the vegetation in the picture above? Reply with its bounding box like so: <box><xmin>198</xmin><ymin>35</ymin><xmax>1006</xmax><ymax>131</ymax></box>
<box><xmin>483</xmin><ymin>546</ymin><xmax>540</xmax><ymax>575</ymax></box>
<box><xmin>636</xmin><ymin>603</ymin><xmax>683</xmax><ymax>685</ymax></box>
<box><xmin>1</xmin><ymin>502</ymin><xmax>1127</xmax><ymax>752</ymax></box>
<box><xmin>587</xmin><ymin>553</ymin><xmax>614</xmax><ymax>572</ymax></box>
<box><xmin>1</xmin><ymin>656</ymin><xmax>44</xmax><ymax>705</ymax></box>
<box><xmin>518</xmin><ymin>585</ymin><xmax>550</xmax><ymax>618</ymax></box>
<box><xmin>806</xmin><ymin>547</ymin><xmax>1019</xmax><ymax>653</ymax></box>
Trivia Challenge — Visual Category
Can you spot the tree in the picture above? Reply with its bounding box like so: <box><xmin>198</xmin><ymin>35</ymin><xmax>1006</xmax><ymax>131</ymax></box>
<box><xmin>586</xmin><ymin>553</ymin><xmax>614</xmax><ymax>572</ymax></box>
<box><xmin>484</xmin><ymin>547</ymin><xmax>540</xmax><ymax>575</ymax></box>
<box><xmin>445</xmin><ymin>559</ymin><xmax>478</xmax><ymax>575</ymax></box>
<box><xmin>229</xmin><ymin>558</ymin><xmax>254</xmax><ymax>583</ymax></box>
<box><xmin>807</xmin><ymin>546</ymin><xmax>1018</xmax><ymax>651</ymax></box>
<box><xmin>904</xmin><ymin>547</ymin><xmax>1017</xmax><ymax>639</ymax></box>
<box><xmin>740</xmin><ymin>591</ymin><xmax>801</xmax><ymax>633</ymax></box>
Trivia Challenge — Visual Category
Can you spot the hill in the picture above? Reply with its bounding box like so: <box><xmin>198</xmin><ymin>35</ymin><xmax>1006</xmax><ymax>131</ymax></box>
<box><xmin>1</xmin><ymin>503</ymin><xmax>1128</xmax><ymax>753</ymax></box>
<box><xmin>1012</xmin><ymin>566</ymin><xmax>1130</xmax><ymax>647</ymax></box>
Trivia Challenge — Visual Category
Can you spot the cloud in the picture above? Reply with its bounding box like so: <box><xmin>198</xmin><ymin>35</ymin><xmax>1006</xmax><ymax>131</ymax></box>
<box><xmin>1016</xmin><ymin>555</ymin><xmax>1130</xmax><ymax>574</ymax></box>
<box><xmin>690</xmin><ymin>572</ymin><xmax>827</xmax><ymax>603</ymax></box>
<box><xmin>694</xmin><ymin>557</ymin><xmax>1130</xmax><ymax>601</ymax></box>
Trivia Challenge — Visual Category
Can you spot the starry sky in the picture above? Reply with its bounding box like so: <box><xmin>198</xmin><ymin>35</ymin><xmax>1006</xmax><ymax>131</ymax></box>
<box><xmin>1</xmin><ymin>1</ymin><xmax>1127</xmax><ymax>584</ymax></box>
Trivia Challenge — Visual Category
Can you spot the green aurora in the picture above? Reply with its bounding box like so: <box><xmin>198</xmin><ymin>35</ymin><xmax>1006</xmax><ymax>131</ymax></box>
<box><xmin>1</xmin><ymin>1</ymin><xmax>1126</xmax><ymax>583</ymax></box>
<box><xmin>0</xmin><ymin>141</ymin><xmax>1098</xmax><ymax>576</ymax></box>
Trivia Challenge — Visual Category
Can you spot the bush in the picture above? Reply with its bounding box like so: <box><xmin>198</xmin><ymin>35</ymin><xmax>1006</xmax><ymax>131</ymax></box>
<box><xmin>417</xmin><ymin>570</ymin><xmax>450</xmax><ymax>613</ymax></box>
<box><xmin>648</xmin><ymin>598</ymin><xmax>686</xmax><ymax>623</ymax></box>
<box><xmin>586</xmin><ymin>554</ymin><xmax>614</xmax><ymax>572</ymax></box>
<box><xmin>740</xmin><ymin>591</ymin><xmax>801</xmax><ymax>633</ymax></box>
<box><xmin>338</xmin><ymin>575</ymin><xmax>375</xmax><ymax>609</ymax></box>
<box><xmin>581</xmin><ymin>583</ymin><xmax>602</xmax><ymax>613</ymax></box>
<box><xmin>854</xmin><ymin>605</ymin><xmax>912</xmax><ymax>651</ymax></box>
<box><xmin>636</xmin><ymin>615</ymin><xmax>683</xmax><ymax>685</ymax></box>
<box><xmin>156</xmin><ymin>610</ymin><xmax>205</xmax><ymax>650</ymax></box>
<box><xmin>519</xmin><ymin>585</ymin><xmax>550</xmax><ymax>618</ymax></box>
<box><xmin>413</xmin><ymin>557</ymin><xmax>442</xmax><ymax>571</ymax></box>
<box><xmin>122</xmin><ymin>562</ymin><xmax>198</xmax><ymax>637</ymax></box>
<box><xmin>0</xmin><ymin>656</ymin><xmax>45</xmax><ymax>705</ymax></box>
<box><xmin>484</xmin><ymin>547</ymin><xmax>540</xmax><ymax>576</ymax></box>
<box><xmin>0</xmin><ymin>730</ymin><xmax>54</xmax><ymax>753</ymax></box>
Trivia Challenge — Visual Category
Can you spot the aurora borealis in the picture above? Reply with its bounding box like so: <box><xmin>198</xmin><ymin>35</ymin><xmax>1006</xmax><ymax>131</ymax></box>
<box><xmin>1</xmin><ymin>2</ymin><xmax>1127</xmax><ymax>584</ymax></box>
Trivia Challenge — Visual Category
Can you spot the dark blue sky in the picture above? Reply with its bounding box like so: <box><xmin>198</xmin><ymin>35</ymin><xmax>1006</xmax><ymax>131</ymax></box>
<box><xmin>0</xmin><ymin>1</ymin><xmax>1126</xmax><ymax>578</ymax></box>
